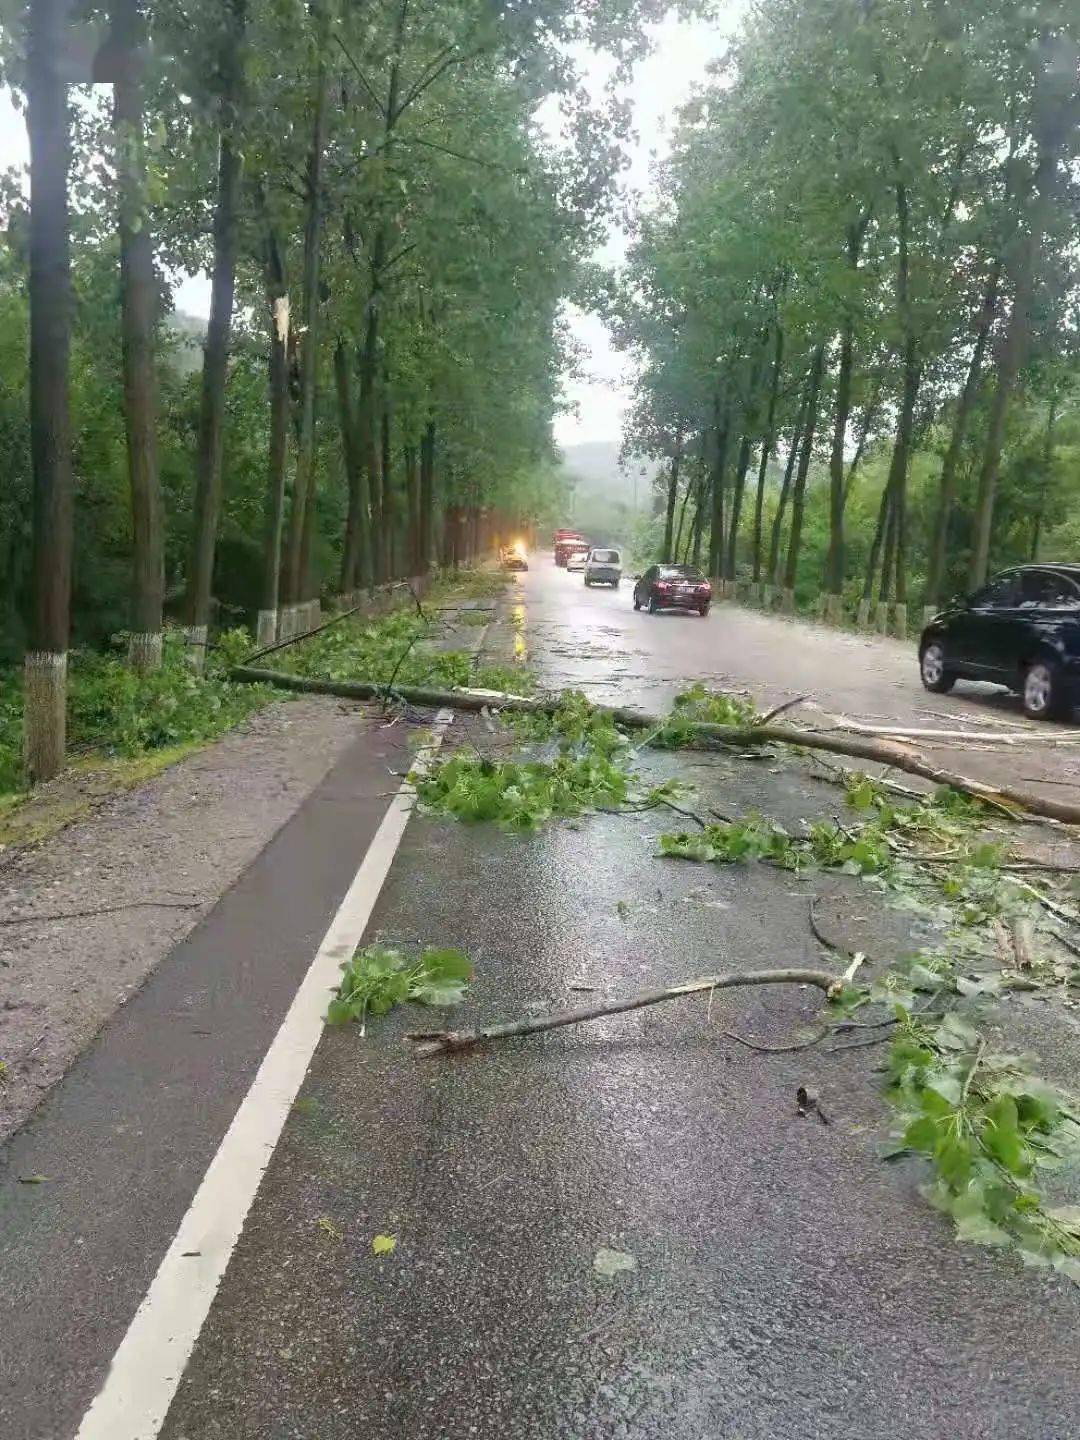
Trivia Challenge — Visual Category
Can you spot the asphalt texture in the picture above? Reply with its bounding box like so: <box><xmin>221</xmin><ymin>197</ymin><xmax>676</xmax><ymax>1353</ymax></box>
<box><xmin>0</xmin><ymin>716</ymin><xmax>411</xmax><ymax>1440</ymax></box>
<box><xmin>145</xmin><ymin>559</ymin><xmax>1080</xmax><ymax>1439</ymax></box>
<box><xmin>525</xmin><ymin>559</ymin><xmax>1080</xmax><ymax>807</ymax></box>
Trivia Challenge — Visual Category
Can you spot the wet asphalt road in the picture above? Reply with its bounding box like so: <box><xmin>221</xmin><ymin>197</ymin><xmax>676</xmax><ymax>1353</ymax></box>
<box><xmin>153</xmin><ymin>558</ymin><xmax>1080</xmax><ymax>1438</ymax></box>
<box><xmin>522</xmin><ymin>555</ymin><xmax>1080</xmax><ymax>806</ymax></box>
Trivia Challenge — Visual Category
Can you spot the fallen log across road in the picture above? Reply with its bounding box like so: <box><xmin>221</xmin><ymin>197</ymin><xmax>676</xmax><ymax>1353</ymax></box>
<box><xmin>230</xmin><ymin>667</ymin><xmax>1080</xmax><ymax>825</ymax></box>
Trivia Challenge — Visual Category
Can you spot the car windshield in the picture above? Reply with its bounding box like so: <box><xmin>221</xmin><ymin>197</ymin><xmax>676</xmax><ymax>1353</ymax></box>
<box><xmin>592</xmin><ymin>549</ymin><xmax>619</xmax><ymax>562</ymax></box>
<box><xmin>659</xmin><ymin>566</ymin><xmax>704</xmax><ymax>581</ymax></box>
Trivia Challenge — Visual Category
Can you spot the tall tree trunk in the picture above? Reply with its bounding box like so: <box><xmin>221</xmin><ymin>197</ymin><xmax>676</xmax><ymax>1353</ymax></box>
<box><xmin>185</xmin><ymin>0</ymin><xmax>245</xmax><ymax>665</ymax></box>
<box><xmin>767</xmin><ymin>372</ymin><xmax>811</xmax><ymax>586</ymax></box>
<box><xmin>282</xmin><ymin>3</ymin><xmax>330</xmax><ymax>608</ymax></box>
<box><xmin>889</xmin><ymin>341</ymin><xmax>921</xmax><ymax>614</ymax></box>
<box><xmin>1031</xmin><ymin>387</ymin><xmax>1058</xmax><ymax>561</ymax></box>
<box><xmin>111</xmin><ymin>0</ymin><xmax>163</xmax><ymax>672</ymax></box>
<box><xmin>824</xmin><ymin>220</ymin><xmax>867</xmax><ymax>613</ymax></box>
<box><xmin>969</xmin><ymin>33</ymin><xmax>1066</xmax><ymax>588</ymax></box>
<box><xmin>708</xmin><ymin>389</ymin><xmax>730</xmax><ymax>581</ymax></box>
<box><xmin>25</xmin><ymin>0</ymin><xmax>75</xmax><ymax>783</ymax></box>
<box><xmin>842</xmin><ymin>374</ymin><xmax>883</xmax><ymax>510</ymax></box>
<box><xmin>924</xmin><ymin>263</ymin><xmax>1000</xmax><ymax>612</ymax></box>
<box><xmin>881</xmin><ymin>174</ymin><xmax>919</xmax><ymax>625</ymax></box>
<box><xmin>381</xmin><ymin>399</ymin><xmax>395</xmax><ymax>579</ymax></box>
<box><xmin>336</xmin><ymin>339</ymin><xmax>369</xmax><ymax>594</ymax></box>
<box><xmin>725</xmin><ymin>430</ymin><xmax>753</xmax><ymax>583</ymax></box>
<box><xmin>726</xmin><ymin>337</ymin><xmax>768</xmax><ymax>582</ymax></box>
<box><xmin>672</xmin><ymin>468</ymin><xmax>692</xmax><ymax>564</ymax></box>
<box><xmin>419</xmin><ymin>418</ymin><xmax>436</xmax><ymax>572</ymax></box>
<box><xmin>259</xmin><ymin>227</ymin><xmax>289</xmax><ymax>644</ymax></box>
<box><xmin>752</xmin><ymin>325</ymin><xmax>783</xmax><ymax>583</ymax></box>
<box><xmin>690</xmin><ymin>470</ymin><xmax>705</xmax><ymax>567</ymax></box>
<box><xmin>862</xmin><ymin>478</ymin><xmax>891</xmax><ymax>608</ymax></box>
<box><xmin>404</xmin><ymin>443</ymin><xmax>420</xmax><ymax>573</ymax></box>
<box><xmin>782</xmin><ymin>345</ymin><xmax>824</xmax><ymax>598</ymax></box>
<box><xmin>662</xmin><ymin>429</ymin><xmax>684</xmax><ymax>562</ymax></box>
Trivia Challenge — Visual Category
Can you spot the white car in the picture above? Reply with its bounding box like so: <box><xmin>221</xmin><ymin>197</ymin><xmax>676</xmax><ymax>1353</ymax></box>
<box><xmin>584</xmin><ymin>547</ymin><xmax>622</xmax><ymax>587</ymax></box>
<box><xmin>565</xmin><ymin>547</ymin><xmax>588</xmax><ymax>571</ymax></box>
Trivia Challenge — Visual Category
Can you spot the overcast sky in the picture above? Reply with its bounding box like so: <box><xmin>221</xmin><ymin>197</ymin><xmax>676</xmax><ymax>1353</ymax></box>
<box><xmin>0</xmin><ymin>6</ymin><xmax>742</xmax><ymax>450</ymax></box>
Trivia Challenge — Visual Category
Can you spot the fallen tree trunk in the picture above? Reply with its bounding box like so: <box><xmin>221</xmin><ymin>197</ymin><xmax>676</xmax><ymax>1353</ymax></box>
<box><xmin>688</xmin><ymin>721</ymin><xmax>1080</xmax><ymax>824</ymax></box>
<box><xmin>232</xmin><ymin>666</ymin><xmax>656</xmax><ymax>729</ymax></box>
<box><xmin>230</xmin><ymin>668</ymin><xmax>1080</xmax><ymax>825</ymax></box>
<box><xmin>406</xmin><ymin>966</ymin><xmax>841</xmax><ymax>1058</ymax></box>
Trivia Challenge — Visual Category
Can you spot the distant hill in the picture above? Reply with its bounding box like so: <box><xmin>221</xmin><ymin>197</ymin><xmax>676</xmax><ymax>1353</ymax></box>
<box><xmin>555</xmin><ymin>441</ymin><xmax>662</xmax><ymax>545</ymax></box>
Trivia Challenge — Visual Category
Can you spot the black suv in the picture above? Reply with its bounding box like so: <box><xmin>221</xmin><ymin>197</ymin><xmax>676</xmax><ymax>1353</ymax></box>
<box><xmin>919</xmin><ymin>565</ymin><xmax>1080</xmax><ymax>719</ymax></box>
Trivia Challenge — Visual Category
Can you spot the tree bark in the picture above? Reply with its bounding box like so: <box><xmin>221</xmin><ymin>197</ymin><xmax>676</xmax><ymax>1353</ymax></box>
<box><xmin>767</xmin><ymin>371</ymin><xmax>810</xmax><ymax>585</ymax></box>
<box><xmin>112</xmin><ymin>0</ymin><xmax>163</xmax><ymax>672</ymax></box>
<box><xmin>381</xmin><ymin>398</ymin><xmax>395</xmax><ymax>579</ymax></box>
<box><xmin>752</xmin><ymin>325</ymin><xmax>783</xmax><ymax>583</ymax></box>
<box><xmin>283</xmin><ymin>2</ymin><xmax>330</xmax><ymax>606</ymax></box>
<box><xmin>924</xmin><ymin>263</ymin><xmax>1000</xmax><ymax>611</ymax></box>
<box><xmin>185</xmin><ymin>0</ymin><xmax>245</xmax><ymax>661</ymax></box>
<box><xmin>782</xmin><ymin>345</ymin><xmax>824</xmax><ymax>594</ymax></box>
<box><xmin>969</xmin><ymin>32</ymin><xmax>1067</xmax><ymax>587</ymax></box>
<box><xmin>419</xmin><ymin>418</ymin><xmax>436</xmax><ymax>572</ymax></box>
<box><xmin>889</xmin><ymin>339</ymin><xmax>921</xmax><ymax>611</ymax></box>
<box><xmin>662</xmin><ymin>429</ymin><xmax>684</xmax><ymax>562</ymax></box>
<box><xmin>1031</xmin><ymin>387</ymin><xmax>1058</xmax><ymax>562</ymax></box>
<box><xmin>824</xmin><ymin>221</ymin><xmax>868</xmax><ymax>606</ymax></box>
<box><xmin>404</xmin><ymin>443</ymin><xmax>420</xmax><ymax>574</ymax></box>
<box><xmin>259</xmin><ymin>225</ymin><xmax>289</xmax><ymax>643</ymax></box>
<box><xmin>708</xmin><ymin>389</ymin><xmax>730</xmax><ymax>582</ymax></box>
<box><xmin>336</xmin><ymin>338</ymin><xmax>370</xmax><ymax>594</ymax></box>
<box><xmin>862</xmin><ymin>478</ymin><xmax>891</xmax><ymax>607</ymax></box>
<box><xmin>25</xmin><ymin>0</ymin><xmax>76</xmax><ymax>783</ymax></box>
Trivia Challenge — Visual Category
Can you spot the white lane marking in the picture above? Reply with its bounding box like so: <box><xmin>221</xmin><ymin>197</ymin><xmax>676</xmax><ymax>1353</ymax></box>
<box><xmin>75</xmin><ymin>712</ymin><xmax>453</xmax><ymax>1440</ymax></box>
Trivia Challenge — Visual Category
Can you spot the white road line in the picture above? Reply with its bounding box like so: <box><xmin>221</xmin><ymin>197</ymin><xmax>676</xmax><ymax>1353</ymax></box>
<box><xmin>75</xmin><ymin>711</ymin><xmax>453</xmax><ymax>1440</ymax></box>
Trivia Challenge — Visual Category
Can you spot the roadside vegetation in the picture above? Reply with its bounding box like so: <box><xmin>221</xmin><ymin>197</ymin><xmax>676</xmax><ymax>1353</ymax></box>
<box><xmin>613</xmin><ymin>0</ymin><xmax>1080</xmax><ymax>626</ymax></box>
<box><xmin>0</xmin><ymin>0</ymin><xmax>660</xmax><ymax>783</ymax></box>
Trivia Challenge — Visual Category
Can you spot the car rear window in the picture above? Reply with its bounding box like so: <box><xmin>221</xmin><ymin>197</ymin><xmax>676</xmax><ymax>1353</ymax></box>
<box><xmin>659</xmin><ymin>566</ymin><xmax>705</xmax><ymax>580</ymax></box>
<box><xmin>1019</xmin><ymin>571</ymin><xmax>1080</xmax><ymax>608</ymax></box>
<box><xmin>591</xmin><ymin>549</ymin><xmax>619</xmax><ymax>562</ymax></box>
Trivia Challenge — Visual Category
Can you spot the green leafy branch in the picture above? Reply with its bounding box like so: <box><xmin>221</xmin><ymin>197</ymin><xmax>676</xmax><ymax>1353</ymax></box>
<box><xmin>327</xmin><ymin>945</ymin><xmax>473</xmax><ymax>1030</ymax></box>
<box><xmin>885</xmin><ymin>1003</ymin><xmax>1080</xmax><ymax>1277</ymax></box>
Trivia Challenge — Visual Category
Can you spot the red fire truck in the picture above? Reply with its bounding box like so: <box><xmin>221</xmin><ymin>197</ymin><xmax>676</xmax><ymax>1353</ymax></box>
<box><xmin>553</xmin><ymin>528</ymin><xmax>588</xmax><ymax>567</ymax></box>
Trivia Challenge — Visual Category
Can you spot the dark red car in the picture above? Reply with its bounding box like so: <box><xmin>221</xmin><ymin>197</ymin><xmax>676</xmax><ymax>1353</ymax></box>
<box><xmin>633</xmin><ymin>564</ymin><xmax>712</xmax><ymax>616</ymax></box>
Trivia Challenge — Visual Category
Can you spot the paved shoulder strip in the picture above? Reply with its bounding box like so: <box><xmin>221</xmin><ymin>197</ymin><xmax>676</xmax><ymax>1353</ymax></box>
<box><xmin>75</xmin><ymin>712</ymin><xmax>452</xmax><ymax>1440</ymax></box>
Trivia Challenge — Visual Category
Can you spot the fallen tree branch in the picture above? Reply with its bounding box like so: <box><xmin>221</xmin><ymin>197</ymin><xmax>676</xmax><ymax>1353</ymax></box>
<box><xmin>722</xmin><ymin>1024</ymin><xmax>828</xmax><ymax>1053</ymax></box>
<box><xmin>406</xmin><ymin>967</ymin><xmax>842</xmax><ymax>1057</ymax></box>
<box><xmin>0</xmin><ymin>899</ymin><xmax>202</xmax><ymax>926</ymax></box>
<box><xmin>231</xmin><ymin>669</ymin><xmax>1080</xmax><ymax>825</ymax></box>
<box><xmin>758</xmin><ymin>694</ymin><xmax>810</xmax><ymax>725</ymax></box>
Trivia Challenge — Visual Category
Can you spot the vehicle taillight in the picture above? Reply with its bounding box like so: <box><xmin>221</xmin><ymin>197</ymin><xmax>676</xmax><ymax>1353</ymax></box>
<box><xmin>698</xmin><ymin>583</ymin><xmax>711</xmax><ymax>595</ymax></box>
<box><xmin>656</xmin><ymin>581</ymin><xmax>671</xmax><ymax>591</ymax></box>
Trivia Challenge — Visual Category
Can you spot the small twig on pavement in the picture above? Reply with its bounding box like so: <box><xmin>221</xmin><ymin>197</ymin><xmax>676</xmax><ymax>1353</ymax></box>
<box><xmin>0</xmin><ymin>900</ymin><xmax>202</xmax><ymax>926</ymax></box>
<box><xmin>722</xmin><ymin>1025</ymin><xmax>828</xmax><ymax>1053</ymax></box>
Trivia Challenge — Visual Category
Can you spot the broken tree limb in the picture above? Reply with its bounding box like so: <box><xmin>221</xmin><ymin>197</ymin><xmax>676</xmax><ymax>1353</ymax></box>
<box><xmin>230</xmin><ymin>668</ymin><xmax>1080</xmax><ymax>825</ymax></box>
<box><xmin>406</xmin><ymin>966</ymin><xmax>842</xmax><ymax>1058</ymax></box>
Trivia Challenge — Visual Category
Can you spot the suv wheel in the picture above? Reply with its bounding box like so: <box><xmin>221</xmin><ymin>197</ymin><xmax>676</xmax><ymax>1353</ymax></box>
<box><xmin>1023</xmin><ymin>660</ymin><xmax>1065</xmax><ymax>720</ymax></box>
<box><xmin>648</xmin><ymin>594</ymin><xmax>660</xmax><ymax>614</ymax></box>
<box><xmin>920</xmin><ymin>641</ymin><xmax>956</xmax><ymax>694</ymax></box>
<box><xmin>921</xmin><ymin>642</ymin><xmax>956</xmax><ymax>691</ymax></box>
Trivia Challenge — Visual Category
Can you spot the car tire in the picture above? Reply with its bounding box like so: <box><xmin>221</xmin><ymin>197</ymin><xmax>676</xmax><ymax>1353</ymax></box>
<box><xmin>1022</xmin><ymin>660</ymin><xmax>1066</xmax><ymax>720</ymax></box>
<box><xmin>648</xmin><ymin>595</ymin><xmax>660</xmax><ymax>614</ymax></box>
<box><xmin>699</xmin><ymin>604</ymin><xmax>710</xmax><ymax>617</ymax></box>
<box><xmin>920</xmin><ymin>641</ymin><xmax>956</xmax><ymax>694</ymax></box>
